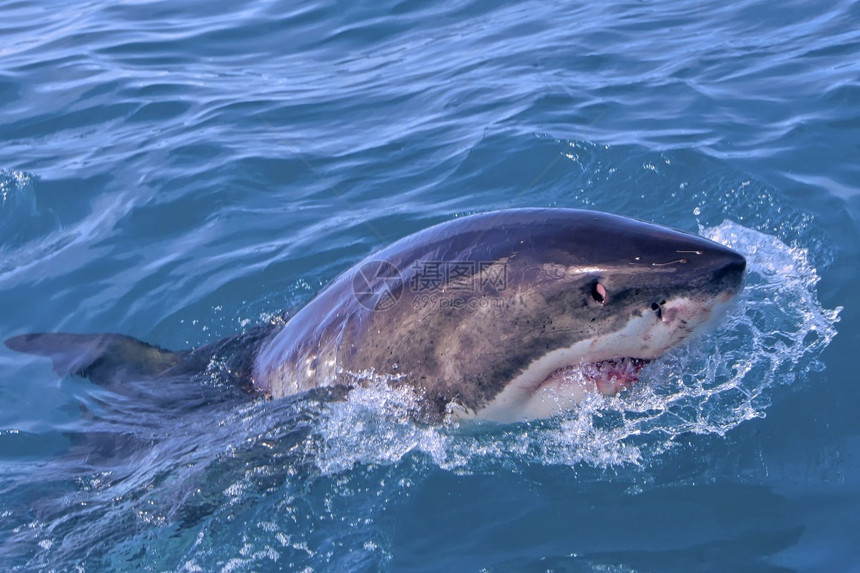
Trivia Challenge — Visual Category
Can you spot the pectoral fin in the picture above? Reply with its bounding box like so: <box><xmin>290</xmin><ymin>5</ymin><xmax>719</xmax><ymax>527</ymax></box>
<box><xmin>5</xmin><ymin>333</ymin><xmax>183</xmax><ymax>386</ymax></box>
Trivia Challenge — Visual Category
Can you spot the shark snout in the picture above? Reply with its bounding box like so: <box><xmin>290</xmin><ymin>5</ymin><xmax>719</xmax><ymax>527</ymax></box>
<box><xmin>648</xmin><ymin>243</ymin><xmax>746</xmax><ymax>352</ymax></box>
<box><xmin>675</xmin><ymin>233</ymin><xmax>746</xmax><ymax>296</ymax></box>
<box><xmin>710</xmin><ymin>247</ymin><xmax>747</xmax><ymax>296</ymax></box>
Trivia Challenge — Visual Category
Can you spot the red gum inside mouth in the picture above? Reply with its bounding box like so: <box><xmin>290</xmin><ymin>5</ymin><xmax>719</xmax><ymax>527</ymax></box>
<box><xmin>541</xmin><ymin>357</ymin><xmax>651</xmax><ymax>395</ymax></box>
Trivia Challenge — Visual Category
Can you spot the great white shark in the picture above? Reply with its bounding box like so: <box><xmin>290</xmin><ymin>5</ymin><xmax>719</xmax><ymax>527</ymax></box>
<box><xmin>5</xmin><ymin>209</ymin><xmax>746</xmax><ymax>422</ymax></box>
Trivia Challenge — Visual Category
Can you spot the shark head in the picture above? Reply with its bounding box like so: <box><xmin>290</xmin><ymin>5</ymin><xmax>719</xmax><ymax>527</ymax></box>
<box><xmin>446</xmin><ymin>209</ymin><xmax>747</xmax><ymax>421</ymax></box>
<box><xmin>254</xmin><ymin>208</ymin><xmax>746</xmax><ymax>422</ymax></box>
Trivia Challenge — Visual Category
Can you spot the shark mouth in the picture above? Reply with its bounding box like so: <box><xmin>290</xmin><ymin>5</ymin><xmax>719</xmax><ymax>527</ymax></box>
<box><xmin>542</xmin><ymin>357</ymin><xmax>651</xmax><ymax>396</ymax></box>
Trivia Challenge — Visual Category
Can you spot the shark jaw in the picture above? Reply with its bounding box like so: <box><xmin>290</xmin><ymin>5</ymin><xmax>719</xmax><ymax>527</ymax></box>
<box><xmin>456</xmin><ymin>293</ymin><xmax>736</xmax><ymax>423</ymax></box>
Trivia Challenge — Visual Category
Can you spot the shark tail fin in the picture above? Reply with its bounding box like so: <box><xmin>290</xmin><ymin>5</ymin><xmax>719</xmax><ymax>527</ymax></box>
<box><xmin>5</xmin><ymin>333</ymin><xmax>184</xmax><ymax>386</ymax></box>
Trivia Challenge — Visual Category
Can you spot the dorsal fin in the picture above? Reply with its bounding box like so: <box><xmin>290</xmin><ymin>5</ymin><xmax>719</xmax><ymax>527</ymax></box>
<box><xmin>5</xmin><ymin>333</ymin><xmax>183</xmax><ymax>386</ymax></box>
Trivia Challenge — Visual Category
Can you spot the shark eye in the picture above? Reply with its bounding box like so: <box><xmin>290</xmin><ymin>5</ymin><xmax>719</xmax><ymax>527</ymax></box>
<box><xmin>651</xmin><ymin>299</ymin><xmax>666</xmax><ymax>320</ymax></box>
<box><xmin>591</xmin><ymin>282</ymin><xmax>607</xmax><ymax>305</ymax></box>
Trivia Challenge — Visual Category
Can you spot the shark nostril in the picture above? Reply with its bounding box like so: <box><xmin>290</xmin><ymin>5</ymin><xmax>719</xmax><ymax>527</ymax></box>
<box><xmin>651</xmin><ymin>300</ymin><xmax>665</xmax><ymax>320</ymax></box>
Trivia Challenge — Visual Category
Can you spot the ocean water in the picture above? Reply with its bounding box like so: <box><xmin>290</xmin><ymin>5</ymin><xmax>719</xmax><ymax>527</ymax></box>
<box><xmin>0</xmin><ymin>0</ymin><xmax>857</xmax><ymax>570</ymax></box>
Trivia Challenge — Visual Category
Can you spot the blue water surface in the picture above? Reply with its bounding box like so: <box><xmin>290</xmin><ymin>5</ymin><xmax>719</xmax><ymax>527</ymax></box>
<box><xmin>1</xmin><ymin>0</ymin><xmax>858</xmax><ymax>571</ymax></box>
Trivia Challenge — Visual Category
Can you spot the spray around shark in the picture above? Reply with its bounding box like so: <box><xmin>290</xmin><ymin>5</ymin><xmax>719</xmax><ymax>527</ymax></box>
<box><xmin>6</xmin><ymin>209</ymin><xmax>746</xmax><ymax>422</ymax></box>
